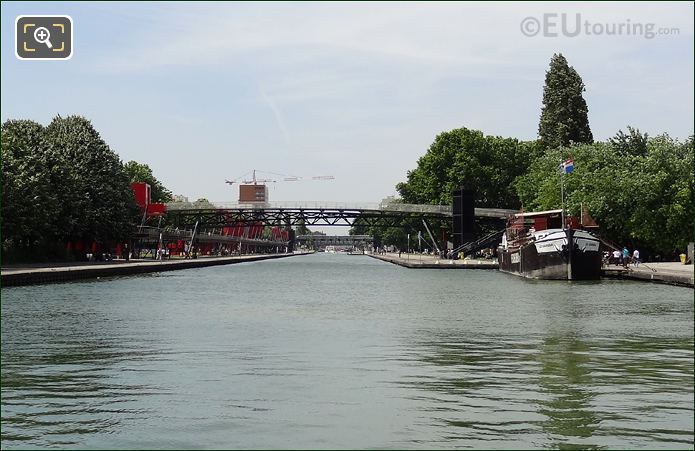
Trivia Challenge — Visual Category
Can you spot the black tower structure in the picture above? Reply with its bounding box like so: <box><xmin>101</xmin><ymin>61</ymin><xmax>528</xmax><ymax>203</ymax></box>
<box><xmin>452</xmin><ymin>188</ymin><xmax>476</xmax><ymax>250</ymax></box>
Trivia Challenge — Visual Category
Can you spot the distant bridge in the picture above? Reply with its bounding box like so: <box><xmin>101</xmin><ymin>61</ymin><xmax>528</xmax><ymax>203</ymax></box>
<box><xmin>295</xmin><ymin>234</ymin><xmax>373</xmax><ymax>247</ymax></box>
<box><xmin>165</xmin><ymin>201</ymin><xmax>516</xmax><ymax>228</ymax></box>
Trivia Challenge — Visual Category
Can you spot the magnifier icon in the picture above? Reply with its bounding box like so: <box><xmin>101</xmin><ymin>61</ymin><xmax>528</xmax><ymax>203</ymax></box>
<box><xmin>33</xmin><ymin>27</ymin><xmax>53</xmax><ymax>49</ymax></box>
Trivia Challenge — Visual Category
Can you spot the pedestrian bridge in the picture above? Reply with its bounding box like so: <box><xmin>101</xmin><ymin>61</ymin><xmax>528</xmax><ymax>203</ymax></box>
<box><xmin>165</xmin><ymin>201</ymin><xmax>516</xmax><ymax>227</ymax></box>
<box><xmin>295</xmin><ymin>234</ymin><xmax>373</xmax><ymax>246</ymax></box>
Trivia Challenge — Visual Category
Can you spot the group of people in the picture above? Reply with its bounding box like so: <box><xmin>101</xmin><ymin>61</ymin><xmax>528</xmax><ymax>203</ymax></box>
<box><xmin>606</xmin><ymin>247</ymin><xmax>640</xmax><ymax>268</ymax></box>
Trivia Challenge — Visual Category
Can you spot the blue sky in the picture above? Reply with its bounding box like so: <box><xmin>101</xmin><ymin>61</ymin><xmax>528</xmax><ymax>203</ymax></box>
<box><xmin>2</xmin><ymin>1</ymin><xmax>693</xmax><ymax>207</ymax></box>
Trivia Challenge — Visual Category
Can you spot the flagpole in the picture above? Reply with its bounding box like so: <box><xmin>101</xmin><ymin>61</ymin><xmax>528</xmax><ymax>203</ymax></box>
<box><xmin>560</xmin><ymin>159</ymin><xmax>566</xmax><ymax>230</ymax></box>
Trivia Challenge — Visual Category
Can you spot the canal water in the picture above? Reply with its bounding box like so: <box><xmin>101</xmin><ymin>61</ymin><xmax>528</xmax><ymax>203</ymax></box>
<box><xmin>2</xmin><ymin>253</ymin><xmax>693</xmax><ymax>449</ymax></box>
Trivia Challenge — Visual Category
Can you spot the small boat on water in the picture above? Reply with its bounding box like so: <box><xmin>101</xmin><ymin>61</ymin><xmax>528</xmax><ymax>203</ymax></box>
<box><xmin>497</xmin><ymin>209</ymin><xmax>602</xmax><ymax>280</ymax></box>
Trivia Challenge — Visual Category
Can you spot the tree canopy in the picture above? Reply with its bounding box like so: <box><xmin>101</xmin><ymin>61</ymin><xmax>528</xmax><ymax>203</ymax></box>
<box><xmin>538</xmin><ymin>53</ymin><xmax>593</xmax><ymax>149</ymax></box>
<box><xmin>364</xmin><ymin>123</ymin><xmax>692</xmax><ymax>256</ymax></box>
<box><xmin>123</xmin><ymin>160</ymin><xmax>173</xmax><ymax>203</ymax></box>
<box><xmin>514</xmin><ymin>133</ymin><xmax>693</xmax><ymax>255</ymax></box>
<box><xmin>370</xmin><ymin>53</ymin><xmax>692</xmax><ymax>257</ymax></box>
<box><xmin>1</xmin><ymin>120</ymin><xmax>61</xmax><ymax>248</ymax></box>
<box><xmin>45</xmin><ymin>116</ymin><xmax>139</xmax><ymax>243</ymax></box>
<box><xmin>2</xmin><ymin>116</ymin><xmax>139</xmax><ymax>261</ymax></box>
<box><xmin>396</xmin><ymin>127</ymin><xmax>542</xmax><ymax>209</ymax></box>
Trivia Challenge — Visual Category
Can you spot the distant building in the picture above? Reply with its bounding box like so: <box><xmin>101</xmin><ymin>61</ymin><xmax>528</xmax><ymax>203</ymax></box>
<box><xmin>173</xmin><ymin>194</ymin><xmax>189</xmax><ymax>203</ymax></box>
<box><xmin>239</xmin><ymin>184</ymin><xmax>268</xmax><ymax>203</ymax></box>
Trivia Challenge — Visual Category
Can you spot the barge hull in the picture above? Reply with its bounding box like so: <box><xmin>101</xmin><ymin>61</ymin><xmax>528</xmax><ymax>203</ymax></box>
<box><xmin>498</xmin><ymin>230</ymin><xmax>601</xmax><ymax>280</ymax></box>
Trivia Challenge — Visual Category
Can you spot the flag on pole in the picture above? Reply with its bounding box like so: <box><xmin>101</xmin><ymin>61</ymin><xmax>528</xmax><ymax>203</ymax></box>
<box><xmin>559</xmin><ymin>158</ymin><xmax>574</xmax><ymax>174</ymax></box>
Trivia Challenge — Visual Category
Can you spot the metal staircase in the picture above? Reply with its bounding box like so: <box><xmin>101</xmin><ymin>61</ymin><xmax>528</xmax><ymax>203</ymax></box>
<box><xmin>453</xmin><ymin>229</ymin><xmax>505</xmax><ymax>257</ymax></box>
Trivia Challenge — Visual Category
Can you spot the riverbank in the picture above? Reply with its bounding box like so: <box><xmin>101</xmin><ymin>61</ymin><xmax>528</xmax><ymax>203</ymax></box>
<box><xmin>371</xmin><ymin>252</ymin><xmax>693</xmax><ymax>287</ymax></box>
<box><xmin>1</xmin><ymin>252</ymin><xmax>312</xmax><ymax>287</ymax></box>
<box><xmin>602</xmin><ymin>262</ymin><xmax>694</xmax><ymax>288</ymax></box>
<box><xmin>369</xmin><ymin>253</ymin><xmax>498</xmax><ymax>269</ymax></box>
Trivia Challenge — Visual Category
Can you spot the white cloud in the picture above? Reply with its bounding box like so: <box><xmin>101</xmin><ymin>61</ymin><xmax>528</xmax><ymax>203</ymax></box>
<box><xmin>98</xmin><ymin>2</ymin><xmax>692</xmax><ymax>72</ymax></box>
<box><xmin>259</xmin><ymin>85</ymin><xmax>291</xmax><ymax>144</ymax></box>
<box><xmin>3</xmin><ymin>1</ymin><xmax>692</xmax><ymax>204</ymax></box>
<box><xmin>95</xmin><ymin>2</ymin><xmax>693</xmax><ymax>145</ymax></box>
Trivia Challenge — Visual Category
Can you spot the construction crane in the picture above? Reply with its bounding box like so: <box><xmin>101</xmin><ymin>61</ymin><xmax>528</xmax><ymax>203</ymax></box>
<box><xmin>225</xmin><ymin>169</ymin><xmax>335</xmax><ymax>203</ymax></box>
<box><xmin>225</xmin><ymin>170</ymin><xmax>335</xmax><ymax>185</ymax></box>
<box><xmin>225</xmin><ymin>169</ymin><xmax>276</xmax><ymax>186</ymax></box>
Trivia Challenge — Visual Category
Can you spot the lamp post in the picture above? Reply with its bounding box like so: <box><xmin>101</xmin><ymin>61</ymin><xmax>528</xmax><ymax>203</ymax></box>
<box><xmin>419</xmin><ymin>231</ymin><xmax>422</xmax><ymax>262</ymax></box>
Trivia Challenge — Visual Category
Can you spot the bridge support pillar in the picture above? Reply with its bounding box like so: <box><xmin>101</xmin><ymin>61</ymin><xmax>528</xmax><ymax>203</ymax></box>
<box><xmin>287</xmin><ymin>228</ymin><xmax>295</xmax><ymax>253</ymax></box>
<box><xmin>452</xmin><ymin>188</ymin><xmax>476</xmax><ymax>250</ymax></box>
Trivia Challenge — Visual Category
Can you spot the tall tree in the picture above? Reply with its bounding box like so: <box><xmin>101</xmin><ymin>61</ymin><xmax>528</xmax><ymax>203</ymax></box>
<box><xmin>45</xmin><ymin>115</ymin><xmax>138</xmax><ymax>243</ymax></box>
<box><xmin>1</xmin><ymin>120</ymin><xmax>62</xmax><ymax>250</ymax></box>
<box><xmin>538</xmin><ymin>53</ymin><xmax>593</xmax><ymax>149</ymax></box>
<box><xmin>123</xmin><ymin>160</ymin><xmax>173</xmax><ymax>203</ymax></box>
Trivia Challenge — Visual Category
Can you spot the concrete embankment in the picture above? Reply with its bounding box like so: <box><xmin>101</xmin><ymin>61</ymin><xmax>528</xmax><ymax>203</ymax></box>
<box><xmin>602</xmin><ymin>262</ymin><xmax>694</xmax><ymax>288</ymax></box>
<box><xmin>369</xmin><ymin>253</ymin><xmax>498</xmax><ymax>269</ymax></box>
<box><xmin>1</xmin><ymin>252</ymin><xmax>311</xmax><ymax>287</ymax></box>
<box><xmin>371</xmin><ymin>253</ymin><xmax>693</xmax><ymax>287</ymax></box>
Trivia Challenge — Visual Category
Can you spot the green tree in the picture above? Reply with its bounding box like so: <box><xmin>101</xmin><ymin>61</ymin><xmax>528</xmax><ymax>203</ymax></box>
<box><xmin>1</xmin><ymin>120</ymin><xmax>63</xmax><ymax>253</ymax></box>
<box><xmin>609</xmin><ymin>126</ymin><xmax>648</xmax><ymax>157</ymax></box>
<box><xmin>45</xmin><ymin>115</ymin><xmax>138</xmax><ymax>244</ymax></box>
<box><xmin>192</xmin><ymin>198</ymin><xmax>216</xmax><ymax>208</ymax></box>
<box><xmin>514</xmin><ymin>133</ymin><xmax>694</xmax><ymax>255</ymax></box>
<box><xmin>396</xmin><ymin>127</ymin><xmax>541</xmax><ymax>208</ymax></box>
<box><xmin>295</xmin><ymin>219</ymin><xmax>311</xmax><ymax>235</ymax></box>
<box><xmin>123</xmin><ymin>160</ymin><xmax>173</xmax><ymax>202</ymax></box>
<box><xmin>351</xmin><ymin>217</ymin><xmax>411</xmax><ymax>250</ymax></box>
<box><xmin>351</xmin><ymin>196</ymin><xmax>435</xmax><ymax>251</ymax></box>
<box><xmin>627</xmin><ymin>134</ymin><xmax>693</xmax><ymax>253</ymax></box>
<box><xmin>538</xmin><ymin>53</ymin><xmax>593</xmax><ymax>149</ymax></box>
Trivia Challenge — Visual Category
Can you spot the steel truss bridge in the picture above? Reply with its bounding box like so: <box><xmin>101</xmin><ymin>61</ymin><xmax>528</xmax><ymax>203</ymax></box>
<box><xmin>164</xmin><ymin>201</ymin><xmax>516</xmax><ymax>228</ymax></box>
<box><xmin>295</xmin><ymin>234</ymin><xmax>373</xmax><ymax>246</ymax></box>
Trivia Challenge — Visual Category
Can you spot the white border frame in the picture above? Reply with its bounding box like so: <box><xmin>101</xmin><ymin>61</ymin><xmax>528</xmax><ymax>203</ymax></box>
<box><xmin>15</xmin><ymin>15</ymin><xmax>73</xmax><ymax>61</ymax></box>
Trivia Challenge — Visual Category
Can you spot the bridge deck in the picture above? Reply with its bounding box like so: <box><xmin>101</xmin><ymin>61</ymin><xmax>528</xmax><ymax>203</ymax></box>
<box><xmin>166</xmin><ymin>201</ymin><xmax>516</xmax><ymax>219</ymax></box>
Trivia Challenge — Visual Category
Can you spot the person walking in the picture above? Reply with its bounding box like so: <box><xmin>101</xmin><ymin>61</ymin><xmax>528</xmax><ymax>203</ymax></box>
<box><xmin>612</xmin><ymin>249</ymin><xmax>621</xmax><ymax>266</ymax></box>
<box><xmin>622</xmin><ymin>246</ymin><xmax>630</xmax><ymax>268</ymax></box>
<box><xmin>633</xmin><ymin>248</ymin><xmax>640</xmax><ymax>267</ymax></box>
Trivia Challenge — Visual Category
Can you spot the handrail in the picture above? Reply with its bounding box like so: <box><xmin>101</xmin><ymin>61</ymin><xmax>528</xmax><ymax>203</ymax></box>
<box><xmin>166</xmin><ymin>200</ymin><xmax>452</xmax><ymax>215</ymax></box>
<box><xmin>166</xmin><ymin>201</ymin><xmax>518</xmax><ymax>216</ymax></box>
<box><xmin>453</xmin><ymin>229</ymin><xmax>505</xmax><ymax>255</ymax></box>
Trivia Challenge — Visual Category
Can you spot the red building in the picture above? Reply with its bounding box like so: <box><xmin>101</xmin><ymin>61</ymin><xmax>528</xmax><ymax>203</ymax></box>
<box><xmin>130</xmin><ymin>182</ymin><xmax>167</xmax><ymax>217</ymax></box>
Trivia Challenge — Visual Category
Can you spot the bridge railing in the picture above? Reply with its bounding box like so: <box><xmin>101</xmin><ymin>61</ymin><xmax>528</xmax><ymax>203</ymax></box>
<box><xmin>165</xmin><ymin>201</ymin><xmax>518</xmax><ymax>219</ymax></box>
<box><xmin>166</xmin><ymin>201</ymin><xmax>453</xmax><ymax>215</ymax></box>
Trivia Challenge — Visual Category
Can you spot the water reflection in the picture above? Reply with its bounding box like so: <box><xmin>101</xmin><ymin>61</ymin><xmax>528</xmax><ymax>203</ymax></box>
<box><xmin>2</xmin><ymin>256</ymin><xmax>693</xmax><ymax>449</ymax></box>
<box><xmin>407</xmin><ymin>329</ymin><xmax>693</xmax><ymax>449</ymax></box>
<box><xmin>537</xmin><ymin>334</ymin><xmax>601</xmax><ymax>449</ymax></box>
<box><xmin>1</xmin><ymin>289</ymin><xmax>167</xmax><ymax>447</ymax></box>
<box><xmin>405</xmin><ymin>333</ymin><xmax>547</xmax><ymax>446</ymax></box>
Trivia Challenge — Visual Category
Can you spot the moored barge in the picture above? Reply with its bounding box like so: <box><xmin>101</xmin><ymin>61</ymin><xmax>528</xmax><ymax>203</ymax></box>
<box><xmin>497</xmin><ymin>209</ymin><xmax>602</xmax><ymax>280</ymax></box>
